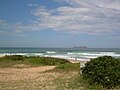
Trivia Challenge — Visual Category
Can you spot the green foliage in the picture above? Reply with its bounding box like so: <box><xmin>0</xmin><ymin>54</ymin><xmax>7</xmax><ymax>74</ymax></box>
<box><xmin>82</xmin><ymin>56</ymin><xmax>120</xmax><ymax>89</ymax></box>
<box><xmin>30</xmin><ymin>57</ymin><xmax>70</xmax><ymax>65</ymax></box>
<box><xmin>0</xmin><ymin>56</ymin><xmax>70</xmax><ymax>67</ymax></box>
<box><xmin>4</xmin><ymin>55</ymin><xmax>25</xmax><ymax>61</ymax></box>
<box><xmin>56</xmin><ymin>63</ymin><xmax>80</xmax><ymax>71</ymax></box>
<box><xmin>0</xmin><ymin>55</ymin><xmax>28</xmax><ymax>67</ymax></box>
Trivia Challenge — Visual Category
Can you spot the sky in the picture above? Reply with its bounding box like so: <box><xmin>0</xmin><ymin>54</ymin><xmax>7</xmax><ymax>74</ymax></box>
<box><xmin>0</xmin><ymin>0</ymin><xmax>120</xmax><ymax>48</ymax></box>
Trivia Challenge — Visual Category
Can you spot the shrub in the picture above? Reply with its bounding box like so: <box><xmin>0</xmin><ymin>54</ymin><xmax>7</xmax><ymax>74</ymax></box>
<box><xmin>57</xmin><ymin>63</ymin><xmax>80</xmax><ymax>70</ymax></box>
<box><xmin>30</xmin><ymin>57</ymin><xmax>70</xmax><ymax>65</ymax></box>
<box><xmin>4</xmin><ymin>55</ymin><xmax>25</xmax><ymax>61</ymax></box>
<box><xmin>82</xmin><ymin>56</ymin><xmax>120</xmax><ymax>89</ymax></box>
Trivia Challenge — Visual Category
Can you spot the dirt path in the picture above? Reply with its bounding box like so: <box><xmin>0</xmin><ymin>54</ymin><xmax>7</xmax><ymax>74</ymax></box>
<box><xmin>0</xmin><ymin>66</ymin><xmax>56</xmax><ymax>81</ymax></box>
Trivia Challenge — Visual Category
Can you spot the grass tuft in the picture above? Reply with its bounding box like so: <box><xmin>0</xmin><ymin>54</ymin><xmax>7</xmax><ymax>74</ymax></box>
<box><xmin>56</xmin><ymin>63</ymin><xmax>80</xmax><ymax>71</ymax></box>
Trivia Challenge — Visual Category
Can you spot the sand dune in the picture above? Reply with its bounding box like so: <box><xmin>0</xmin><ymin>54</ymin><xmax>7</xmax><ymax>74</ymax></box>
<box><xmin>0</xmin><ymin>66</ymin><xmax>56</xmax><ymax>81</ymax></box>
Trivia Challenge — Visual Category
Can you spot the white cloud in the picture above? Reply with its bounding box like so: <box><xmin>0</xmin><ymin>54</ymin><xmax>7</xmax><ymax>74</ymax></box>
<box><xmin>57</xmin><ymin>6</ymin><xmax>90</xmax><ymax>13</ymax></box>
<box><xmin>30</xmin><ymin>0</ymin><xmax>120</xmax><ymax>35</ymax></box>
<box><xmin>28</xmin><ymin>3</ymin><xmax>37</xmax><ymax>7</ymax></box>
<box><xmin>32</xmin><ymin>6</ymin><xmax>51</xmax><ymax>17</ymax></box>
<box><xmin>1</xmin><ymin>0</ymin><xmax>120</xmax><ymax>35</ymax></box>
<box><xmin>0</xmin><ymin>20</ymin><xmax>7</xmax><ymax>25</ymax></box>
<box><xmin>96</xmin><ymin>0</ymin><xmax>120</xmax><ymax>10</ymax></box>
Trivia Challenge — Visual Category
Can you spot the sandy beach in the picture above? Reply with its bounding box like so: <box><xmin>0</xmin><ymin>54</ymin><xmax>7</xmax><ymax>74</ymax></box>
<box><xmin>0</xmin><ymin>54</ymin><xmax>5</xmax><ymax>57</ymax></box>
<box><xmin>0</xmin><ymin>66</ymin><xmax>56</xmax><ymax>82</ymax></box>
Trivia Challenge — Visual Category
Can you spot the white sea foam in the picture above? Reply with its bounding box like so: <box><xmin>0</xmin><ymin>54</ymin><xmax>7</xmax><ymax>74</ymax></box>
<box><xmin>80</xmin><ymin>56</ymin><xmax>98</xmax><ymax>59</ymax></box>
<box><xmin>79</xmin><ymin>52</ymin><xmax>120</xmax><ymax>57</ymax></box>
<box><xmin>2</xmin><ymin>53</ymin><xmax>44</xmax><ymax>57</ymax></box>
<box><xmin>44</xmin><ymin>55</ymin><xmax>51</xmax><ymax>57</ymax></box>
<box><xmin>0</xmin><ymin>51</ymin><xmax>120</xmax><ymax>62</ymax></box>
<box><xmin>51</xmin><ymin>55</ymin><xmax>69</xmax><ymax>59</ymax></box>
<box><xmin>50</xmin><ymin>54</ymin><xmax>89</xmax><ymax>61</ymax></box>
<box><xmin>99</xmin><ymin>52</ymin><xmax>120</xmax><ymax>57</ymax></box>
<box><xmin>67</xmin><ymin>52</ymin><xmax>74</xmax><ymax>55</ymax></box>
<box><xmin>46</xmin><ymin>51</ymin><xmax>56</xmax><ymax>54</ymax></box>
<box><xmin>79</xmin><ymin>53</ymin><xmax>101</xmax><ymax>56</ymax></box>
<box><xmin>34</xmin><ymin>53</ymin><xmax>43</xmax><ymax>56</ymax></box>
<box><xmin>77</xmin><ymin>58</ymin><xmax>90</xmax><ymax>61</ymax></box>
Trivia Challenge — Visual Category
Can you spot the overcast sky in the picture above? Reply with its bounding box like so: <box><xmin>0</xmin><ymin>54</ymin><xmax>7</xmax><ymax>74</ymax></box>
<box><xmin>0</xmin><ymin>0</ymin><xmax>120</xmax><ymax>48</ymax></box>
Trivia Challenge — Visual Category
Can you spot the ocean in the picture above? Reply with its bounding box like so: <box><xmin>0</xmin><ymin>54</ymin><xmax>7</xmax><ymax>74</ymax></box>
<box><xmin>0</xmin><ymin>47</ymin><xmax>120</xmax><ymax>61</ymax></box>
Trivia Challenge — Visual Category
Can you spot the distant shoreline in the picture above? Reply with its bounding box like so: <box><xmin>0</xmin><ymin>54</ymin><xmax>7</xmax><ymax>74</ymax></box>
<box><xmin>0</xmin><ymin>47</ymin><xmax>120</xmax><ymax>49</ymax></box>
<box><xmin>0</xmin><ymin>54</ymin><xmax>90</xmax><ymax>62</ymax></box>
<box><xmin>0</xmin><ymin>48</ymin><xmax>120</xmax><ymax>61</ymax></box>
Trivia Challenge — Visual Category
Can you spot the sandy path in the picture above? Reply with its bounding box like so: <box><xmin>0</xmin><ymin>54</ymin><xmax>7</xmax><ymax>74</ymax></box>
<box><xmin>0</xmin><ymin>66</ymin><xmax>56</xmax><ymax>81</ymax></box>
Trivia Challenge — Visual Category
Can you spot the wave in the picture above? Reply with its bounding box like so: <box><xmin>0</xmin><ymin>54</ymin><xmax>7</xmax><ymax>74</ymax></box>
<box><xmin>51</xmin><ymin>55</ymin><xmax>69</xmax><ymax>59</ymax></box>
<box><xmin>46</xmin><ymin>51</ymin><xmax>56</xmax><ymax>54</ymax></box>
<box><xmin>0</xmin><ymin>51</ymin><xmax>120</xmax><ymax>62</ymax></box>
<box><xmin>78</xmin><ymin>52</ymin><xmax>120</xmax><ymax>56</ymax></box>
<box><xmin>99</xmin><ymin>52</ymin><xmax>120</xmax><ymax>56</ymax></box>
<box><xmin>67</xmin><ymin>52</ymin><xmax>120</xmax><ymax>59</ymax></box>
<box><xmin>67</xmin><ymin>52</ymin><xmax>74</xmax><ymax>55</ymax></box>
<box><xmin>2</xmin><ymin>53</ymin><xmax>43</xmax><ymax>56</ymax></box>
<box><xmin>79</xmin><ymin>53</ymin><xmax>101</xmax><ymax>56</ymax></box>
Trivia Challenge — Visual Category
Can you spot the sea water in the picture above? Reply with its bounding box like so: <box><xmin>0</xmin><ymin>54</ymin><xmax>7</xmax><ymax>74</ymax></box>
<box><xmin>0</xmin><ymin>47</ymin><xmax>120</xmax><ymax>61</ymax></box>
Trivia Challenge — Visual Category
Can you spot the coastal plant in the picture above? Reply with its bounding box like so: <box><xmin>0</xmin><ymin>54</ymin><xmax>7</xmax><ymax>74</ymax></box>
<box><xmin>82</xmin><ymin>56</ymin><xmax>120</xmax><ymax>89</ymax></box>
<box><xmin>56</xmin><ymin>63</ymin><xmax>80</xmax><ymax>71</ymax></box>
<box><xmin>4</xmin><ymin>55</ymin><xmax>25</xmax><ymax>61</ymax></box>
<box><xmin>30</xmin><ymin>57</ymin><xmax>70</xmax><ymax>65</ymax></box>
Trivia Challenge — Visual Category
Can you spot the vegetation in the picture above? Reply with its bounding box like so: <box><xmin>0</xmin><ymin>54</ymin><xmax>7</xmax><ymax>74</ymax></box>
<box><xmin>47</xmin><ymin>63</ymin><xmax>104</xmax><ymax>90</ymax></box>
<box><xmin>30</xmin><ymin>57</ymin><xmax>70</xmax><ymax>65</ymax></box>
<box><xmin>82</xmin><ymin>56</ymin><xmax>120</xmax><ymax>89</ymax></box>
<box><xmin>56</xmin><ymin>63</ymin><xmax>80</xmax><ymax>71</ymax></box>
<box><xmin>1</xmin><ymin>55</ymin><xmax>119</xmax><ymax>89</ymax></box>
<box><xmin>0</xmin><ymin>55</ymin><xmax>70</xmax><ymax>67</ymax></box>
<box><xmin>4</xmin><ymin>55</ymin><xmax>25</xmax><ymax>61</ymax></box>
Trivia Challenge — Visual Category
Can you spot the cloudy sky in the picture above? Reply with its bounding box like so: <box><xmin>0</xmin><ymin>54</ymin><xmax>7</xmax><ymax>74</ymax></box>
<box><xmin>0</xmin><ymin>0</ymin><xmax>120</xmax><ymax>48</ymax></box>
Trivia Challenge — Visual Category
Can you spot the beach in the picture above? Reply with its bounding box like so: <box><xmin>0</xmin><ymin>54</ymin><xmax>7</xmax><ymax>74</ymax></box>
<box><xmin>0</xmin><ymin>56</ymin><xmax>82</xmax><ymax>90</ymax></box>
<box><xmin>0</xmin><ymin>54</ymin><xmax>5</xmax><ymax>57</ymax></box>
<box><xmin>0</xmin><ymin>54</ymin><xmax>119</xmax><ymax>89</ymax></box>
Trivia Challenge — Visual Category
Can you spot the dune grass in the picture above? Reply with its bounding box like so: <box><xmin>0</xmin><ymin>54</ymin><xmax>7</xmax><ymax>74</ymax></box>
<box><xmin>44</xmin><ymin>63</ymin><xmax>105</xmax><ymax>90</ymax></box>
<box><xmin>0</xmin><ymin>55</ymin><xmax>70</xmax><ymax>68</ymax></box>
<box><xmin>29</xmin><ymin>57</ymin><xmax>70</xmax><ymax>65</ymax></box>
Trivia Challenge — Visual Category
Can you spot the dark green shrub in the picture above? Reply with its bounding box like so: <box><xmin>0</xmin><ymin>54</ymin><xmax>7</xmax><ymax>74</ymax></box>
<box><xmin>82</xmin><ymin>56</ymin><xmax>120</xmax><ymax>89</ymax></box>
<box><xmin>4</xmin><ymin>55</ymin><xmax>25</xmax><ymax>61</ymax></box>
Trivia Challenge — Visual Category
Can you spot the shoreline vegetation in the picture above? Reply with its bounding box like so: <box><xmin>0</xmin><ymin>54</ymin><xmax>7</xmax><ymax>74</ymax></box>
<box><xmin>0</xmin><ymin>55</ymin><xmax>119</xmax><ymax>90</ymax></box>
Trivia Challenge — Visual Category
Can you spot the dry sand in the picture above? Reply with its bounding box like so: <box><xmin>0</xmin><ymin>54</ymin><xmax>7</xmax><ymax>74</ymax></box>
<box><xmin>0</xmin><ymin>66</ymin><xmax>56</xmax><ymax>81</ymax></box>
<box><xmin>0</xmin><ymin>54</ymin><xmax>5</xmax><ymax>58</ymax></box>
<box><xmin>68</xmin><ymin>60</ymin><xmax>80</xmax><ymax>63</ymax></box>
<box><xmin>0</xmin><ymin>65</ymin><xmax>62</xmax><ymax>90</ymax></box>
<box><xmin>0</xmin><ymin>65</ymin><xmax>78</xmax><ymax>90</ymax></box>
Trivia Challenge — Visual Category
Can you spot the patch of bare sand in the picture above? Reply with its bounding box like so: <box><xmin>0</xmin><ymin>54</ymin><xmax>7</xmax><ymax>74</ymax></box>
<box><xmin>0</xmin><ymin>66</ymin><xmax>56</xmax><ymax>81</ymax></box>
<box><xmin>0</xmin><ymin>63</ymin><xmax>82</xmax><ymax>90</ymax></box>
<box><xmin>68</xmin><ymin>60</ymin><xmax>80</xmax><ymax>63</ymax></box>
<box><xmin>12</xmin><ymin>64</ymin><xmax>30</xmax><ymax>68</ymax></box>
<box><xmin>0</xmin><ymin>54</ymin><xmax>5</xmax><ymax>58</ymax></box>
<box><xmin>0</xmin><ymin>69</ymin><xmax>78</xmax><ymax>90</ymax></box>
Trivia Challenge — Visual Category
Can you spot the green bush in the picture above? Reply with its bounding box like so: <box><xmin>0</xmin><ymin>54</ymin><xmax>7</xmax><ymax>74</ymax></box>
<box><xmin>4</xmin><ymin>55</ymin><xmax>25</xmax><ymax>61</ymax></box>
<box><xmin>82</xmin><ymin>56</ymin><xmax>120</xmax><ymax>89</ymax></box>
<box><xmin>30</xmin><ymin>57</ymin><xmax>70</xmax><ymax>65</ymax></box>
<box><xmin>57</xmin><ymin>63</ymin><xmax>80</xmax><ymax>71</ymax></box>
